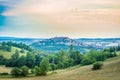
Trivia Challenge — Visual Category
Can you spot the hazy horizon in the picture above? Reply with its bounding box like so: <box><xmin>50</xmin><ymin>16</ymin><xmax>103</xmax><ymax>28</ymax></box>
<box><xmin>0</xmin><ymin>0</ymin><xmax>120</xmax><ymax>38</ymax></box>
<box><xmin>0</xmin><ymin>36</ymin><xmax>120</xmax><ymax>39</ymax></box>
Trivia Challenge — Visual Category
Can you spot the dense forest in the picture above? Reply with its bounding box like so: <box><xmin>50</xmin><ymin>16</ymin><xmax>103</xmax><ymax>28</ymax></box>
<box><xmin>0</xmin><ymin>42</ymin><xmax>120</xmax><ymax>77</ymax></box>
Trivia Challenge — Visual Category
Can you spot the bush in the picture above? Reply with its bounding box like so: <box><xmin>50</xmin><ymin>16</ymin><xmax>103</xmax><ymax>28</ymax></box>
<box><xmin>39</xmin><ymin>57</ymin><xmax>51</xmax><ymax>76</ymax></box>
<box><xmin>11</xmin><ymin>67</ymin><xmax>22</xmax><ymax>77</ymax></box>
<box><xmin>51</xmin><ymin>63</ymin><xmax>57</xmax><ymax>71</ymax></box>
<box><xmin>81</xmin><ymin>58</ymin><xmax>95</xmax><ymax>65</ymax></box>
<box><xmin>96</xmin><ymin>55</ymin><xmax>106</xmax><ymax>61</ymax></box>
<box><xmin>0</xmin><ymin>72</ymin><xmax>9</xmax><ymax>75</ymax></box>
<box><xmin>20</xmin><ymin>49</ymin><xmax>25</xmax><ymax>53</ymax></box>
<box><xmin>11</xmin><ymin>66</ymin><xmax>29</xmax><ymax>77</ymax></box>
<box><xmin>92</xmin><ymin>62</ymin><xmax>103</xmax><ymax>70</ymax></box>
<box><xmin>21</xmin><ymin>66</ymin><xmax>29</xmax><ymax>76</ymax></box>
<box><xmin>34</xmin><ymin>66</ymin><xmax>41</xmax><ymax>76</ymax></box>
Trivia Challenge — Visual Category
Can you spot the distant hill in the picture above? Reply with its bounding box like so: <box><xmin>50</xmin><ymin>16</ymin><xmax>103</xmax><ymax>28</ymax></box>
<box><xmin>0</xmin><ymin>37</ymin><xmax>120</xmax><ymax>53</ymax></box>
<box><xmin>0</xmin><ymin>37</ymin><xmax>43</xmax><ymax>45</ymax></box>
<box><xmin>31</xmin><ymin>37</ymin><xmax>83</xmax><ymax>52</ymax></box>
<box><xmin>31</xmin><ymin>37</ymin><xmax>120</xmax><ymax>53</ymax></box>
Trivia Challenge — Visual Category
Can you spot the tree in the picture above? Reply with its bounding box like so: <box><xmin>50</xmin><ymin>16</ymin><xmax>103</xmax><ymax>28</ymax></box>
<box><xmin>35</xmin><ymin>54</ymin><xmax>42</xmax><ymax>66</ymax></box>
<box><xmin>39</xmin><ymin>57</ymin><xmax>51</xmax><ymax>75</ymax></box>
<box><xmin>104</xmin><ymin>51</ymin><xmax>116</xmax><ymax>58</ymax></box>
<box><xmin>116</xmin><ymin>45</ymin><xmax>120</xmax><ymax>51</ymax></box>
<box><xmin>0</xmin><ymin>55</ymin><xmax>7</xmax><ymax>65</ymax></box>
<box><xmin>0</xmin><ymin>55</ymin><xmax>4</xmax><ymax>65</ymax></box>
<box><xmin>81</xmin><ymin>57</ymin><xmax>95</xmax><ymax>65</ymax></box>
<box><xmin>57</xmin><ymin>61</ymin><xmax>64</xmax><ymax>69</ymax></box>
<box><xmin>20</xmin><ymin>48</ymin><xmax>25</xmax><ymax>53</ymax></box>
<box><xmin>56</xmin><ymin>50</ymin><xmax>69</xmax><ymax>68</ymax></box>
<box><xmin>69</xmin><ymin>44</ymin><xmax>74</xmax><ymax>53</ymax></box>
<box><xmin>34</xmin><ymin>66</ymin><xmax>41</xmax><ymax>76</ymax></box>
<box><xmin>92</xmin><ymin>62</ymin><xmax>103</xmax><ymax>70</ymax></box>
<box><xmin>11</xmin><ymin>67</ymin><xmax>22</xmax><ymax>77</ymax></box>
<box><xmin>50</xmin><ymin>63</ymin><xmax>57</xmax><ymax>72</ymax></box>
<box><xmin>6</xmin><ymin>45</ymin><xmax>11</xmax><ymax>52</ymax></box>
<box><xmin>26</xmin><ymin>52</ymin><xmax>36</xmax><ymax>68</ymax></box>
<box><xmin>96</xmin><ymin>51</ymin><xmax>106</xmax><ymax>61</ymax></box>
<box><xmin>21</xmin><ymin>66</ymin><xmax>29</xmax><ymax>76</ymax></box>
<box><xmin>109</xmin><ymin>47</ymin><xmax>115</xmax><ymax>52</ymax></box>
<box><xmin>16</xmin><ymin>56</ymin><xmax>26</xmax><ymax>67</ymax></box>
<box><xmin>6</xmin><ymin>49</ymin><xmax>19</xmax><ymax>67</ymax></box>
<box><xmin>12</xmin><ymin>49</ymin><xmax>19</xmax><ymax>60</ymax></box>
<box><xmin>0</xmin><ymin>42</ymin><xmax>11</xmax><ymax>52</ymax></box>
<box><xmin>11</xmin><ymin>49</ymin><xmax>19</xmax><ymax>66</ymax></box>
<box><xmin>72</xmin><ymin>51</ymin><xmax>83</xmax><ymax>65</ymax></box>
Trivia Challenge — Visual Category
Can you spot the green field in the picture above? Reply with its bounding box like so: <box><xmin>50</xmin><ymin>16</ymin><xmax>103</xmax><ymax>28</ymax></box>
<box><xmin>0</xmin><ymin>54</ymin><xmax>120</xmax><ymax>80</ymax></box>
<box><xmin>0</xmin><ymin>47</ymin><xmax>28</xmax><ymax>59</ymax></box>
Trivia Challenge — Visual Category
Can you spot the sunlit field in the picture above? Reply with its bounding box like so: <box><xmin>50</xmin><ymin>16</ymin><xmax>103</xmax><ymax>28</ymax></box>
<box><xmin>1</xmin><ymin>55</ymin><xmax>120</xmax><ymax>80</ymax></box>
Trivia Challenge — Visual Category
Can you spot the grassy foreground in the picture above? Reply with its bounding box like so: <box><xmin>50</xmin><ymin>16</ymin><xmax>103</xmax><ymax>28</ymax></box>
<box><xmin>1</xmin><ymin>55</ymin><xmax>120</xmax><ymax>80</ymax></box>
<box><xmin>0</xmin><ymin>47</ymin><xmax>28</xmax><ymax>59</ymax></box>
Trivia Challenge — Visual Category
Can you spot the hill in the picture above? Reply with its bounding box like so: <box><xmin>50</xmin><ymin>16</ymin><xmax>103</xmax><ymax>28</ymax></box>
<box><xmin>0</xmin><ymin>37</ymin><xmax>43</xmax><ymax>45</ymax></box>
<box><xmin>0</xmin><ymin>46</ymin><xmax>28</xmax><ymax>59</ymax></box>
<box><xmin>31</xmin><ymin>37</ymin><xmax>120</xmax><ymax>53</ymax></box>
<box><xmin>0</xmin><ymin>41</ymin><xmax>33</xmax><ymax>59</ymax></box>
<box><xmin>1</xmin><ymin>52</ymin><xmax>120</xmax><ymax>80</ymax></box>
<box><xmin>31</xmin><ymin>37</ymin><xmax>82</xmax><ymax>52</ymax></box>
<box><xmin>1</xmin><ymin>37</ymin><xmax>120</xmax><ymax>53</ymax></box>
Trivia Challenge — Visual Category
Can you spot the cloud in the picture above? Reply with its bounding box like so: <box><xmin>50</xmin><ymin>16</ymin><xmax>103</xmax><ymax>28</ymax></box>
<box><xmin>0</xmin><ymin>0</ymin><xmax>120</xmax><ymax>38</ymax></box>
<box><xmin>3</xmin><ymin>0</ymin><xmax>120</xmax><ymax>16</ymax></box>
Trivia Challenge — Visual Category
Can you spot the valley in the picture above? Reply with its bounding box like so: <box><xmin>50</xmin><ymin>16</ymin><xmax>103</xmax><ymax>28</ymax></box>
<box><xmin>0</xmin><ymin>37</ymin><xmax>120</xmax><ymax>80</ymax></box>
<box><xmin>0</xmin><ymin>37</ymin><xmax>120</xmax><ymax>53</ymax></box>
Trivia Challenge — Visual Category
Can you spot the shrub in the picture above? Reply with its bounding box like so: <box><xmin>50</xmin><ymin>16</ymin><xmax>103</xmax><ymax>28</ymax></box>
<box><xmin>92</xmin><ymin>62</ymin><xmax>103</xmax><ymax>70</ymax></box>
<box><xmin>34</xmin><ymin>66</ymin><xmax>41</xmax><ymax>76</ymax></box>
<box><xmin>51</xmin><ymin>63</ymin><xmax>57</xmax><ymax>71</ymax></box>
<box><xmin>0</xmin><ymin>72</ymin><xmax>9</xmax><ymax>75</ymax></box>
<box><xmin>96</xmin><ymin>55</ymin><xmax>106</xmax><ymax>61</ymax></box>
<box><xmin>31</xmin><ymin>68</ymin><xmax>35</xmax><ymax>74</ymax></box>
<box><xmin>20</xmin><ymin>49</ymin><xmax>25</xmax><ymax>53</ymax></box>
<box><xmin>11</xmin><ymin>67</ymin><xmax>22</xmax><ymax>77</ymax></box>
<box><xmin>39</xmin><ymin>57</ymin><xmax>51</xmax><ymax>76</ymax></box>
<box><xmin>21</xmin><ymin>66</ymin><xmax>29</xmax><ymax>76</ymax></box>
<box><xmin>81</xmin><ymin>58</ymin><xmax>95</xmax><ymax>65</ymax></box>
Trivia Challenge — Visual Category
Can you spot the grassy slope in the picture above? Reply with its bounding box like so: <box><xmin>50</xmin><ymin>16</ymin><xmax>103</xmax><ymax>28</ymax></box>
<box><xmin>0</xmin><ymin>47</ymin><xmax>28</xmax><ymax>59</ymax></box>
<box><xmin>0</xmin><ymin>66</ymin><xmax>12</xmax><ymax>74</ymax></box>
<box><xmin>1</xmin><ymin>52</ymin><xmax>120</xmax><ymax>80</ymax></box>
<box><xmin>0</xmin><ymin>47</ymin><xmax>28</xmax><ymax>74</ymax></box>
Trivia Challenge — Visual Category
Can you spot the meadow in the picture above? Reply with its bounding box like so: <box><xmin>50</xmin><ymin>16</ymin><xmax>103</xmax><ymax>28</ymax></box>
<box><xmin>0</xmin><ymin>54</ymin><xmax>120</xmax><ymax>80</ymax></box>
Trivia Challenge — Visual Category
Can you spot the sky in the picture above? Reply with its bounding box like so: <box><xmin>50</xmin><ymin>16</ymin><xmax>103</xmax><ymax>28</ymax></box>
<box><xmin>0</xmin><ymin>0</ymin><xmax>120</xmax><ymax>38</ymax></box>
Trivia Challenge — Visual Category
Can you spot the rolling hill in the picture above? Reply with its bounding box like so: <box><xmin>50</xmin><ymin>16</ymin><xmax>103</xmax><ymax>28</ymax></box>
<box><xmin>31</xmin><ymin>37</ymin><xmax>120</xmax><ymax>53</ymax></box>
<box><xmin>31</xmin><ymin>37</ymin><xmax>82</xmax><ymax>52</ymax></box>
<box><xmin>0</xmin><ymin>46</ymin><xmax>28</xmax><ymax>59</ymax></box>
<box><xmin>1</xmin><ymin>37</ymin><xmax>120</xmax><ymax>53</ymax></box>
<box><xmin>1</xmin><ymin>52</ymin><xmax>120</xmax><ymax>80</ymax></box>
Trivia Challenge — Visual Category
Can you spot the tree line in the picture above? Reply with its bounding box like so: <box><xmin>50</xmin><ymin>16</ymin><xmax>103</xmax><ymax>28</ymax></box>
<box><xmin>0</xmin><ymin>42</ymin><xmax>33</xmax><ymax>52</ymax></box>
